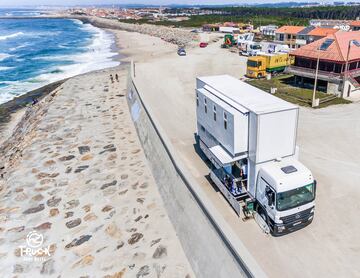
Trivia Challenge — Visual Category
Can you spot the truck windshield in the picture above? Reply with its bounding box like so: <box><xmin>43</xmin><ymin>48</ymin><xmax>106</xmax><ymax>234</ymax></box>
<box><xmin>276</xmin><ymin>183</ymin><xmax>315</xmax><ymax>211</ymax></box>
<box><xmin>251</xmin><ymin>45</ymin><xmax>261</xmax><ymax>50</ymax></box>
<box><xmin>247</xmin><ymin>60</ymin><xmax>259</xmax><ymax>67</ymax></box>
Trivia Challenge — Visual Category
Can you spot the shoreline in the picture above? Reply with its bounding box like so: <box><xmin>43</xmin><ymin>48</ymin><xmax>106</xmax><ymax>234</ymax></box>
<box><xmin>0</xmin><ymin>15</ymin><xmax>198</xmax><ymax>144</ymax></box>
<box><xmin>0</xmin><ymin>18</ymin><xmax>124</xmax><ymax>143</ymax></box>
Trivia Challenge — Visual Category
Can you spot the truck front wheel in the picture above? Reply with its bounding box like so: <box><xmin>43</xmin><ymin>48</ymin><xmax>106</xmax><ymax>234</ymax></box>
<box><xmin>255</xmin><ymin>205</ymin><xmax>271</xmax><ymax>234</ymax></box>
<box><xmin>257</xmin><ymin>73</ymin><xmax>262</xmax><ymax>79</ymax></box>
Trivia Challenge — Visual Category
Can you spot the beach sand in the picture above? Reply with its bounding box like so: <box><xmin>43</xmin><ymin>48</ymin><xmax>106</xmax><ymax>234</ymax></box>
<box><xmin>0</xmin><ymin>66</ymin><xmax>194</xmax><ymax>277</ymax></box>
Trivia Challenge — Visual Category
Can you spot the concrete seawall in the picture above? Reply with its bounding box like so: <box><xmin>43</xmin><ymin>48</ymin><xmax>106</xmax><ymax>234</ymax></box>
<box><xmin>126</xmin><ymin>63</ymin><xmax>266</xmax><ymax>278</ymax></box>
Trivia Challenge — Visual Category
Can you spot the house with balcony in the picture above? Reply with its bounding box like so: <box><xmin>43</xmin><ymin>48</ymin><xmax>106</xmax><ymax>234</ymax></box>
<box><xmin>260</xmin><ymin>25</ymin><xmax>278</xmax><ymax>37</ymax></box>
<box><xmin>295</xmin><ymin>26</ymin><xmax>316</xmax><ymax>48</ymax></box>
<box><xmin>287</xmin><ymin>31</ymin><xmax>360</xmax><ymax>98</ymax></box>
<box><xmin>275</xmin><ymin>25</ymin><xmax>338</xmax><ymax>49</ymax></box>
<box><xmin>305</xmin><ymin>27</ymin><xmax>339</xmax><ymax>43</ymax></box>
<box><xmin>274</xmin><ymin>26</ymin><xmax>305</xmax><ymax>49</ymax></box>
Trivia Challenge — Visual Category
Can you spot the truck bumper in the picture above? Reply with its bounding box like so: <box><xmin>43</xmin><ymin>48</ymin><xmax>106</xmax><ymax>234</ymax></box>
<box><xmin>271</xmin><ymin>214</ymin><xmax>314</xmax><ymax>237</ymax></box>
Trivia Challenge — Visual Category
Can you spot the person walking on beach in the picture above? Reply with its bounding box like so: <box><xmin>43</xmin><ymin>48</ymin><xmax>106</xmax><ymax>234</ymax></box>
<box><xmin>115</xmin><ymin>73</ymin><xmax>119</xmax><ymax>82</ymax></box>
<box><xmin>32</xmin><ymin>97</ymin><xmax>38</xmax><ymax>106</ymax></box>
<box><xmin>110</xmin><ymin>74</ymin><xmax>114</xmax><ymax>83</ymax></box>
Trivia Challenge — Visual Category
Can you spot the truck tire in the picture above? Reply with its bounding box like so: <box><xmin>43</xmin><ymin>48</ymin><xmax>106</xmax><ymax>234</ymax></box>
<box><xmin>256</xmin><ymin>205</ymin><xmax>266</xmax><ymax>221</ymax></box>
<box><xmin>255</xmin><ymin>205</ymin><xmax>271</xmax><ymax>234</ymax></box>
<box><xmin>257</xmin><ymin>73</ymin><xmax>262</xmax><ymax>79</ymax></box>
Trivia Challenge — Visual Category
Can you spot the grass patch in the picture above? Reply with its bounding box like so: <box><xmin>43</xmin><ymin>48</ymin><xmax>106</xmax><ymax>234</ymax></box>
<box><xmin>246</xmin><ymin>74</ymin><xmax>351</xmax><ymax>108</ymax></box>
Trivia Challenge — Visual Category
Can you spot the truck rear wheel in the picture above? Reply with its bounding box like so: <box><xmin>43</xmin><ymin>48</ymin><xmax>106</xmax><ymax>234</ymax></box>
<box><xmin>257</xmin><ymin>73</ymin><xmax>262</xmax><ymax>79</ymax></box>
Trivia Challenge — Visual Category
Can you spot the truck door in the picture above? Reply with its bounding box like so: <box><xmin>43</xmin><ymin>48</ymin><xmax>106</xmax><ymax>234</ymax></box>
<box><xmin>257</xmin><ymin>176</ymin><xmax>276</xmax><ymax>220</ymax></box>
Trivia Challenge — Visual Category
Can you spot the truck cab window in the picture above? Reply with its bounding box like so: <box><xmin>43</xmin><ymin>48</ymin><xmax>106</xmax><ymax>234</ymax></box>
<box><xmin>265</xmin><ymin>186</ymin><xmax>275</xmax><ymax>206</ymax></box>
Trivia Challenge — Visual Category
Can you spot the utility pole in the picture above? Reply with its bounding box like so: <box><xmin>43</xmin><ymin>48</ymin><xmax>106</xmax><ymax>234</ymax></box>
<box><xmin>342</xmin><ymin>40</ymin><xmax>352</xmax><ymax>98</ymax></box>
<box><xmin>312</xmin><ymin>48</ymin><xmax>320</xmax><ymax>107</ymax></box>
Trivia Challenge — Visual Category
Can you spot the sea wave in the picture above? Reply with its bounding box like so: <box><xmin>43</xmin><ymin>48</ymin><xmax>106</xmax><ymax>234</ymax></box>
<box><xmin>0</xmin><ymin>66</ymin><xmax>14</xmax><ymax>71</ymax></box>
<box><xmin>0</xmin><ymin>53</ymin><xmax>13</xmax><ymax>61</ymax></box>
<box><xmin>0</xmin><ymin>32</ymin><xmax>24</xmax><ymax>41</ymax></box>
<box><xmin>9</xmin><ymin>43</ymin><xmax>31</xmax><ymax>52</ymax></box>
<box><xmin>33</xmin><ymin>27</ymin><xmax>119</xmax><ymax>84</ymax></box>
<box><xmin>0</xmin><ymin>20</ymin><xmax>119</xmax><ymax>105</ymax></box>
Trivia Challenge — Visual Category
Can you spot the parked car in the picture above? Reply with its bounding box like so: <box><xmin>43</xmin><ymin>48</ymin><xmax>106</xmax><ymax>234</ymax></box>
<box><xmin>177</xmin><ymin>48</ymin><xmax>186</xmax><ymax>56</ymax></box>
<box><xmin>199</xmin><ymin>42</ymin><xmax>208</xmax><ymax>48</ymax></box>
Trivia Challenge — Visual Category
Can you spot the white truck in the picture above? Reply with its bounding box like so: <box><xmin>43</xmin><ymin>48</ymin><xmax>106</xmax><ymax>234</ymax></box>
<box><xmin>196</xmin><ymin>75</ymin><xmax>316</xmax><ymax>236</ymax></box>
<box><xmin>219</xmin><ymin>26</ymin><xmax>240</xmax><ymax>34</ymax></box>
<box><xmin>239</xmin><ymin>41</ymin><xmax>262</xmax><ymax>56</ymax></box>
<box><xmin>263</xmin><ymin>43</ymin><xmax>290</xmax><ymax>54</ymax></box>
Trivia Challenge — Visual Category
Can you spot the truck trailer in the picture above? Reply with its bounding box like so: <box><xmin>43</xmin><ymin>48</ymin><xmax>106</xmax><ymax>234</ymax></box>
<box><xmin>196</xmin><ymin>75</ymin><xmax>316</xmax><ymax>236</ymax></box>
<box><xmin>246</xmin><ymin>53</ymin><xmax>294</xmax><ymax>78</ymax></box>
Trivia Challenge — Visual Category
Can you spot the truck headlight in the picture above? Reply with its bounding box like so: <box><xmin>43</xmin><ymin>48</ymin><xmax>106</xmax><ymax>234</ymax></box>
<box><xmin>308</xmin><ymin>215</ymin><xmax>313</xmax><ymax>220</ymax></box>
<box><xmin>310</xmin><ymin>208</ymin><xmax>315</xmax><ymax>214</ymax></box>
<box><xmin>277</xmin><ymin>225</ymin><xmax>285</xmax><ymax>232</ymax></box>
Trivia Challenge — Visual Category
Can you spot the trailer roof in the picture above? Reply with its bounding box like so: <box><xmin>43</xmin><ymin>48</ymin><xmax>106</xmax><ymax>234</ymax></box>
<box><xmin>197</xmin><ymin>75</ymin><xmax>298</xmax><ymax>114</ymax></box>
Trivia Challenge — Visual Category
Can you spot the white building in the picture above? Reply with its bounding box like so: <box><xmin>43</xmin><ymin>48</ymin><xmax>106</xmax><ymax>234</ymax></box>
<box><xmin>259</xmin><ymin>25</ymin><xmax>278</xmax><ymax>37</ymax></box>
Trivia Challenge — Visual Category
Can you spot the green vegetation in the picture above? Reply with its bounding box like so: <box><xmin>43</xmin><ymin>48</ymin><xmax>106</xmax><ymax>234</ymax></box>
<box><xmin>120</xmin><ymin>14</ymin><xmax>308</xmax><ymax>28</ymax></box>
<box><xmin>246</xmin><ymin>74</ymin><xmax>351</xmax><ymax>108</ymax></box>
<box><xmin>121</xmin><ymin>5</ymin><xmax>360</xmax><ymax>28</ymax></box>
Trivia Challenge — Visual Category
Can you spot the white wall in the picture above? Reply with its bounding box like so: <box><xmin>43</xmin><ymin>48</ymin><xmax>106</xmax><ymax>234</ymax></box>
<box><xmin>249</xmin><ymin>109</ymin><xmax>298</xmax><ymax>164</ymax></box>
<box><xmin>196</xmin><ymin>89</ymin><xmax>248</xmax><ymax>156</ymax></box>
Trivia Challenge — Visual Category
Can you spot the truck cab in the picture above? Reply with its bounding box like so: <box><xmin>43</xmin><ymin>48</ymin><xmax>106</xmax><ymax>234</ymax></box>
<box><xmin>256</xmin><ymin>159</ymin><xmax>316</xmax><ymax>236</ymax></box>
<box><xmin>240</xmin><ymin>42</ymin><xmax>262</xmax><ymax>56</ymax></box>
<box><xmin>246</xmin><ymin>56</ymin><xmax>266</xmax><ymax>78</ymax></box>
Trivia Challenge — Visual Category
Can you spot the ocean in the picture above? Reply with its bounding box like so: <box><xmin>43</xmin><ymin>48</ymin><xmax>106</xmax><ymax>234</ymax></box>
<box><xmin>0</xmin><ymin>9</ymin><xmax>119</xmax><ymax>104</ymax></box>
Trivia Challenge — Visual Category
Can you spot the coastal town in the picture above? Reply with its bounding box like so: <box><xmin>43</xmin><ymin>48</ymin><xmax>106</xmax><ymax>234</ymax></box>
<box><xmin>1</xmin><ymin>2</ymin><xmax>360</xmax><ymax>278</ymax></box>
<box><xmin>64</xmin><ymin>6</ymin><xmax>360</xmax><ymax>102</ymax></box>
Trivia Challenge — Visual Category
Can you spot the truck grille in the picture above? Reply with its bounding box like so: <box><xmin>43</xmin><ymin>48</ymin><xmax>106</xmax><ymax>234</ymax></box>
<box><xmin>280</xmin><ymin>207</ymin><xmax>313</xmax><ymax>224</ymax></box>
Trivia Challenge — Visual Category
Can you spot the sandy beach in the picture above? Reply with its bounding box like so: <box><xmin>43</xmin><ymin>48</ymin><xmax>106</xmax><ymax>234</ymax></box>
<box><xmin>0</xmin><ymin>61</ymin><xmax>194</xmax><ymax>276</ymax></box>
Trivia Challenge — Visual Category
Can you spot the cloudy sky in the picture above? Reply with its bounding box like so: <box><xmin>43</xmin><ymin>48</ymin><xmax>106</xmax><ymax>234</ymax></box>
<box><xmin>0</xmin><ymin>0</ymin><xmax>339</xmax><ymax>7</ymax></box>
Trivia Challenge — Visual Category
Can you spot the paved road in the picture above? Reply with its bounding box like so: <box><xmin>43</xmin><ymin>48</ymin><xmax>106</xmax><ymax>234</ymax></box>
<box><xmin>134</xmin><ymin>40</ymin><xmax>360</xmax><ymax>277</ymax></box>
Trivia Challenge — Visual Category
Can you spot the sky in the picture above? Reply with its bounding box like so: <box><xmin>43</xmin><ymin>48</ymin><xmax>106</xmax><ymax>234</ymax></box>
<box><xmin>0</xmin><ymin>0</ymin><xmax>341</xmax><ymax>8</ymax></box>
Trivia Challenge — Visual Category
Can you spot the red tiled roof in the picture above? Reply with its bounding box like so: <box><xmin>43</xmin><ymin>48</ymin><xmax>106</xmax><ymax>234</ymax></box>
<box><xmin>291</xmin><ymin>31</ymin><xmax>360</xmax><ymax>62</ymax></box>
<box><xmin>308</xmin><ymin>27</ymin><xmax>339</xmax><ymax>37</ymax></box>
<box><xmin>350</xmin><ymin>21</ymin><xmax>360</xmax><ymax>27</ymax></box>
<box><xmin>275</xmin><ymin>25</ymin><xmax>305</xmax><ymax>35</ymax></box>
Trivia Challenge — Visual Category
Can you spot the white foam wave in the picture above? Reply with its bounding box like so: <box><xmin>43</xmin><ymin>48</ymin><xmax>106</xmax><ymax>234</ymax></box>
<box><xmin>9</xmin><ymin>43</ymin><xmax>30</xmax><ymax>52</ymax></box>
<box><xmin>0</xmin><ymin>53</ymin><xmax>13</xmax><ymax>61</ymax></box>
<box><xmin>0</xmin><ymin>66</ymin><xmax>13</xmax><ymax>71</ymax></box>
<box><xmin>0</xmin><ymin>32</ymin><xmax>24</xmax><ymax>41</ymax></box>
<box><xmin>0</xmin><ymin>23</ymin><xmax>119</xmax><ymax>105</ymax></box>
<box><xmin>70</xmin><ymin>19</ymin><xmax>83</xmax><ymax>25</ymax></box>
